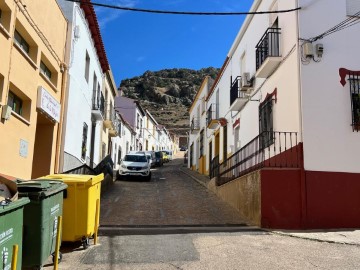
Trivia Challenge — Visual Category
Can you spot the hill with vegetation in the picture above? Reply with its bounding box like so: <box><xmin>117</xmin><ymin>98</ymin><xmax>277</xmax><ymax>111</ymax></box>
<box><xmin>119</xmin><ymin>67</ymin><xmax>219</xmax><ymax>135</ymax></box>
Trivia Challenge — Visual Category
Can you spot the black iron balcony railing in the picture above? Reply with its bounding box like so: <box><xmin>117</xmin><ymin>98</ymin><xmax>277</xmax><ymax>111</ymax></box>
<box><xmin>230</xmin><ymin>76</ymin><xmax>247</xmax><ymax>106</ymax></box>
<box><xmin>92</xmin><ymin>91</ymin><xmax>105</xmax><ymax>116</ymax></box>
<box><xmin>207</xmin><ymin>104</ymin><xmax>217</xmax><ymax>126</ymax></box>
<box><xmin>213</xmin><ymin>131</ymin><xmax>300</xmax><ymax>186</ymax></box>
<box><xmin>191</xmin><ymin>117</ymin><xmax>200</xmax><ymax>132</ymax></box>
<box><xmin>256</xmin><ymin>27</ymin><xmax>281</xmax><ymax>71</ymax></box>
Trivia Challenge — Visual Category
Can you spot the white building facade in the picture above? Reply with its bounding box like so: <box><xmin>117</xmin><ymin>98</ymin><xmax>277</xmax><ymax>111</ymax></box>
<box><xmin>58</xmin><ymin>0</ymin><xmax>110</xmax><ymax>171</ymax></box>
<box><xmin>192</xmin><ymin>0</ymin><xmax>360</xmax><ymax>229</ymax></box>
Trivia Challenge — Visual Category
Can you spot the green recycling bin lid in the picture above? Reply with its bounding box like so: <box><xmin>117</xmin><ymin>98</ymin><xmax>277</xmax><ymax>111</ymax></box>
<box><xmin>17</xmin><ymin>180</ymin><xmax>67</xmax><ymax>200</ymax></box>
<box><xmin>0</xmin><ymin>197</ymin><xmax>30</xmax><ymax>215</ymax></box>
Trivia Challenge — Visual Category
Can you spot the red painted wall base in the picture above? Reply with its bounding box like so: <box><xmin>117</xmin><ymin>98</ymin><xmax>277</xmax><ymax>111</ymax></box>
<box><xmin>259</xmin><ymin>169</ymin><xmax>360</xmax><ymax>229</ymax></box>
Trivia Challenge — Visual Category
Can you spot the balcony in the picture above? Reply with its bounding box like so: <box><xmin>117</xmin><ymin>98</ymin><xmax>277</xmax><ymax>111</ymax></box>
<box><xmin>92</xmin><ymin>91</ymin><xmax>105</xmax><ymax>121</ymax></box>
<box><xmin>255</xmin><ymin>28</ymin><xmax>282</xmax><ymax>78</ymax></box>
<box><xmin>207</xmin><ymin>104</ymin><xmax>218</xmax><ymax>129</ymax></box>
<box><xmin>213</xmin><ymin>131</ymin><xmax>301</xmax><ymax>186</ymax></box>
<box><xmin>230</xmin><ymin>76</ymin><xmax>248</xmax><ymax>111</ymax></box>
<box><xmin>104</xmin><ymin>107</ymin><xmax>116</xmax><ymax>129</ymax></box>
<box><xmin>190</xmin><ymin>117</ymin><xmax>200</xmax><ymax>134</ymax></box>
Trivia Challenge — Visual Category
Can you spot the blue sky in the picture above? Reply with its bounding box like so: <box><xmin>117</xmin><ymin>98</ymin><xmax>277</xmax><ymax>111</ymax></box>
<box><xmin>95</xmin><ymin>0</ymin><xmax>253</xmax><ymax>86</ymax></box>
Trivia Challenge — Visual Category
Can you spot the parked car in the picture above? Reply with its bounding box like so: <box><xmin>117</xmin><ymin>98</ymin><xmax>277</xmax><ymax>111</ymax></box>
<box><xmin>180</xmin><ymin>146</ymin><xmax>187</xmax><ymax>151</ymax></box>
<box><xmin>163</xmin><ymin>150</ymin><xmax>173</xmax><ymax>161</ymax></box>
<box><xmin>145</xmin><ymin>151</ymin><xmax>156</xmax><ymax>168</ymax></box>
<box><xmin>162</xmin><ymin>151</ymin><xmax>169</xmax><ymax>163</ymax></box>
<box><xmin>154</xmin><ymin>151</ymin><xmax>164</xmax><ymax>167</ymax></box>
<box><xmin>116</xmin><ymin>153</ymin><xmax>151</xmax><ymax>181</ymax></box>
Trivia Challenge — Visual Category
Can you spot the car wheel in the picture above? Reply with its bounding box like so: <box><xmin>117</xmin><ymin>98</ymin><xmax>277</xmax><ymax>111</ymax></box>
<box><xmin>147</xmin><ymin>172</ymin><xmax>152</xmax><ymax>181</ymax></box>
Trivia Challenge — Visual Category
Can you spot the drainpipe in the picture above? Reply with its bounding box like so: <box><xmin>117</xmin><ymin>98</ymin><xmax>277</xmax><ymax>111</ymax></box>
<box><xmin>55</xmin><ymin>17</ymin><xmax>72</xmax><ymax>173</ymax></box>
<box><xmin>54</xmin><ymin>62</ymin><xmax>68</xmax><ymax>173</ymax></box>
<box><xmin>296</xmin><ymin>0</ymin><xmax>307</xmax><ymax>229</ymax></box>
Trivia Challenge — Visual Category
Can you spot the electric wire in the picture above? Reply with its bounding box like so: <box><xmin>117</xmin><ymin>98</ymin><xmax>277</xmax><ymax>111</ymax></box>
<box><xmin>304</xmin><ymin>10</ymin><xmax>360</xmax><ymax>42</ymax></box>
<box><xmin>65</xmin><ymin>0</ymin><xmax>301</xmax><ymax>16</ymax></box>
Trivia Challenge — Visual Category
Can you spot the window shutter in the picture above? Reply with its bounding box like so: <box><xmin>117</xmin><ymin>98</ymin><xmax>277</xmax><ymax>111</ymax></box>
<box><xmin>347</xmin><ymin>0</ymin><xmax>360</xmax><ymax>16</ymax></box>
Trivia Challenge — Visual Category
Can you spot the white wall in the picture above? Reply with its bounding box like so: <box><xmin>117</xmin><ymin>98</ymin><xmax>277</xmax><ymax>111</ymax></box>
<box><xmin>206</xmin><ymin>0</ymin><xmax>301</xmax><ymax>168</ymax></box>
<box><xmin>299</xmin><ymin>0</ymin><xmax>360</xmax><ymax>173</ymax></box>
<box><xmin>62</xmin><ymin>4</ymin><xmax>104</xmax><ymax>170</ymax></box>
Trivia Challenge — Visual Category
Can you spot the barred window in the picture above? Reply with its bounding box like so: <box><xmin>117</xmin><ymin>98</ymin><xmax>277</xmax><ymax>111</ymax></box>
<box><xmin>259</xmin><ymin>97</ymin><xmax>274</xmax><ymax>148</ymax></box>
<box><xmin>199</xmin><ymin>129</ymin><xmax>204</xmax><ymax>157</ymax></box>
<box><xmin>350</xmin><ymin>79</ymin><xmax>360</xmax><ymax>131</ymax></box>
<box><xmin>223</xmin><ymin>124</ymin><xmax>227</xmax><ymax>161</ymax></box>
<box><xmin>81</xmin><ymin>123</ymin><xmax>88</xmax><ymax>160</ymax></box>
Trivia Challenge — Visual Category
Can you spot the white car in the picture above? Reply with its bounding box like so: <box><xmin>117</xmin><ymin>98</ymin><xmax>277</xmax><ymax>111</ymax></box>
<box><xmin>116</xmin><ymin>153</ymin><xmax>151</xmax><ymax>181</ymax></box>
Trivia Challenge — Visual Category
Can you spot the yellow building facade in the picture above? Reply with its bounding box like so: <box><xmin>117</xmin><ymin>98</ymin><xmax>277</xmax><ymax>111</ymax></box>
<box><xmin>0</xmin><ymin>0</ymin><xmax>67</xmax><ymax>179</ymax></box>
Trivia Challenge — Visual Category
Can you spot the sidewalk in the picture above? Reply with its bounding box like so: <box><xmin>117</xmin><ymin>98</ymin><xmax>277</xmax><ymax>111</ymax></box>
<box><xmin>180</xmin><ymin>164</ymin><xmax>360</xmax><ymax>246</ymax></box>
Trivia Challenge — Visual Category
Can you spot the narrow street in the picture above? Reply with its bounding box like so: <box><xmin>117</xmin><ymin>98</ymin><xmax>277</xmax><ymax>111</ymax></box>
<box><xmin>42</xmin><ymin>155</ymin><xmax>360</xmax><ymax>269</ymax></box>
<box><xmin>100</xmin><ymin>153</ymin><xmax>246</xmax><ymax>227</ymax></box>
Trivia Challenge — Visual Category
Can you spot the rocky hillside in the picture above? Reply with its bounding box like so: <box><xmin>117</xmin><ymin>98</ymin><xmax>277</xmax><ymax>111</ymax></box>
<box><xmin>119</xmin><ymin>67</ymin><xmax>219</xmax><ymax>135</ymax></box>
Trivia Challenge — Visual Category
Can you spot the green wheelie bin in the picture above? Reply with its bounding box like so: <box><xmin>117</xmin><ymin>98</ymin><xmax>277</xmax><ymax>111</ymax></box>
<box><xmin>17</xmin><ymin>180</ymin><xmax>67</xmax><ymax>269</ymax></box>
<box><xmin>0</xmin><ymin>197</ymin><xmax>30</xmax><ymax>270</ymax></box>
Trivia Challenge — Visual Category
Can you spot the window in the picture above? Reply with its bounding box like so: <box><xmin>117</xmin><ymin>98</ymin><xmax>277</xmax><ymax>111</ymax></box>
<box><xmin>223</xmin><ymin>124</ymin><xmax>227</xmax><ymax>160</ymax></box>
<box><xmin>199</xmin><ymin>129</ymin><xmax>204</xmax><ymax>157</ymax></box>
<box><xmin>81</xmin><ymin>123</ymin><xmax>88</xmax><ymax>160</ymax></box>
<box><xmin>40</xmin><ymin>61</ymin><xmax>52</xmax><ymax>80</ymax></box>
<box><xmin>0</xmin><ymin>5</ymin><xmax>12</xmax><ymax>34</ymax></box>
<box><xmin>201</xmin><ymin>97</ymin><xmax>205</xmax><ymax>114</ymax></box>
<box><xmin>102</xmin><ymin>143</ymin><xmax>106</xmax><ymax>159</ymax></box>
<box><xmin>7</xmin><ymin>91</ymin><xmax>22</xmax><ymax>115</ymax></box>
<box><xmin>85</xmin><ymin>51</ymin><xmax>90</xmax><ymax>82</ymax></box>
<box><xmin>259</xmin><ymin>97</ymin><xmax>274</xmax><ymax>148</ymax></box>
<box><xmin>350</xmin><ymin>79</ymin><xmax>360</xmax><ymax>131</ymax></box>
<box><xmin>14</xmin><ymin>30</ymin><xmax>29</xmax><ymax>54</ymax></box>
<box><xmin>137</xmin><ymin>113</ymin><xmax>140</xmax><ymax>129</ymax></box>
<box><xmin>216</xmin><ymin>89</ymin><xmax>219</xmax><ymax>119</ymax></box>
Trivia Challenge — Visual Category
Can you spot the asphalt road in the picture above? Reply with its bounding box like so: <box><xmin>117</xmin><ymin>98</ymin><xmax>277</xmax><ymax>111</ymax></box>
<box><xmin>100</xmin><ymin>156</ymin><xmax>246</xmax><ymax>227</ymax></box>
<box><xmin>43</xmin><ymin>155</ymin><xmax>360</xmax><ymax>269</ymax></box>
<box><xmin>46</xmin><ymin>231</ymin><xmax>360</xmax><ymax>270</ymax></box>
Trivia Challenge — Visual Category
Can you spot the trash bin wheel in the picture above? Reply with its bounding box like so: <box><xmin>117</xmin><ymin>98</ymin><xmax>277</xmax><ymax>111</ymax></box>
<box><xmin>52</xmin><ymin>252</ymin><xmax>63</xmax><ymax>263</ymax></box>
<box><xmin>82</xmin><ymin>236</ymin><xmax>90</xmax><ymax>249</ymax></box>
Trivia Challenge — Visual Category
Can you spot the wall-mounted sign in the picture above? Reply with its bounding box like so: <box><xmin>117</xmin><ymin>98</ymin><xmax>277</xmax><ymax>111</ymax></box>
<box><xmin>37</xmin><ymin>86</ymin><xmax>60</xmax><ymax>122</ymax></box>
<box><xmin>19</xmin><ymin>139</ymin><xmax>28</xmax><ymax>158</ymax></box>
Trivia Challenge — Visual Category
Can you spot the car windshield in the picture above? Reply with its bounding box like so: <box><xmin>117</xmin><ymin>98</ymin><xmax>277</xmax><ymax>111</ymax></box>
<box><xmin>155</xmin><ymin>152</ymin><xmax>161</xmax><ymax>158</ymax></box>
<box><xmin>124</xmin><ymin>155</ymin><xmax>147</xmax><ymax>162</ymax></box>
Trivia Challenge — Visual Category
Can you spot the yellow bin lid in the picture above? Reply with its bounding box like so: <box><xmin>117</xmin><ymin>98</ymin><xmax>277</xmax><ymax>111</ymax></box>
<box><xmin>38</xmin><ymin>173</ymin><xmax>104</xmax><ymax>186</ymax></box>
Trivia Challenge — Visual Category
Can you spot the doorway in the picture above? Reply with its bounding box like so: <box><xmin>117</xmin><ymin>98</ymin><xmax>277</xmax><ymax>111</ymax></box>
<box><xmin>31</xmin><ymin>113</ymin><xmax>54</xmax><ymax>178</ymax></box>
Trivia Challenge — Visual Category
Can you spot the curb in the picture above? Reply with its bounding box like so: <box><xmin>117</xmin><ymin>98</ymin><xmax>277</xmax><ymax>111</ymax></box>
<box><xmin>268</xmin><ymin>230</ymin><xmax>360</xmax><ymax>246</ymax></box>
<box><xmin>99</xmin><ymin>225</ymin><xmax>263</xmax><ymax>236</ymax></box>
<box><xmin>179</xmin><ymin>167</ymin><xmax>208</xmax><ymax>188</ymax></box>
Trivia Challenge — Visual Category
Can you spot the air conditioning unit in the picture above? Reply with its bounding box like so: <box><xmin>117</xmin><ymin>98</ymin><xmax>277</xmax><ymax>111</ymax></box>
<box><xmin>1</xmin><ymin>105</ymin><xmax>12</xmax><ymax>120</ymax></box>
<box><xmin>240</xmin><ymin>72</ymin><xmax>253</xmax><ymax>91</ymax></box>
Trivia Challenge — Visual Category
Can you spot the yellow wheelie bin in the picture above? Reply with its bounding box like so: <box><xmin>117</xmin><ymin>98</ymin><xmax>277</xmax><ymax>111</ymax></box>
<box><xmin>37</xmin><ymin>174</ymin><xmax>104</xmax><ymax>249</ymax></box>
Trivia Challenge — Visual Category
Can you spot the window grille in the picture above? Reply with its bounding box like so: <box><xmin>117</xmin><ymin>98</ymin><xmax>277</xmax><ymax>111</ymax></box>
<box><xmin>259</xmin><ymin>97</ymin><xmax>274</xmax><ymax>148</ymax></box>
<box><xmin>199</xmin><ymin>130</ymin><xmax>204</xmax><ymax>157</ymax></box>
<box><xmin>349</xmin><ymin>78</ymin><xmax>360</xmax><ymax>131</ymax></box>
<box><xmin>223</xmin><ymin>124</ymin><xmax>227</xmax><ymax>161</ymax></box>
<box><xmin>81</xmin><ymin>123</ymin><xmax>88</xmax><ymax>160</ymax></box>
<box><xmin>85</xmin><ymin>51</ymin><xmax>90</xmax><ymax>82</ymax></box>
